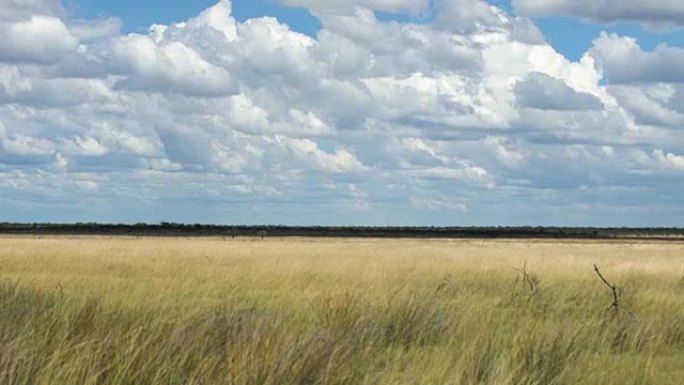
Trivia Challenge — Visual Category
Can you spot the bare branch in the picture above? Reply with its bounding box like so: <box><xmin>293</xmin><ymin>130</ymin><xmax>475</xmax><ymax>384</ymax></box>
<box><xmin>513</xmin><ymin>262</ymin><xmax>539</xmax><ymax>302</ymax></box>
<box><xmin>594</xmin><ymin>265</ymin><xmax>615</xmax><ymax>291</ymax></box>
<box><xmin>593</xmin><ymin>264</ymin><xmax>633</xmax><ymax>321</ymax></box>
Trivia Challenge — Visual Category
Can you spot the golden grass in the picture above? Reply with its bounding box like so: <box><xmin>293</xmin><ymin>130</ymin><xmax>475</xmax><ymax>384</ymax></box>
<box><xmin>0</xmin><ymin>236</ymin><xmax>683</xmax><ymax>384</ymax></box>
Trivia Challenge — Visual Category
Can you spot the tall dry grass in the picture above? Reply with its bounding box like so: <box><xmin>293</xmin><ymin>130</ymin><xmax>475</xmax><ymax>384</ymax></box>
<box><xmin>0</xmin><ymin>236</ymin><xmax>683</xmax><ymax>384</ymax></box>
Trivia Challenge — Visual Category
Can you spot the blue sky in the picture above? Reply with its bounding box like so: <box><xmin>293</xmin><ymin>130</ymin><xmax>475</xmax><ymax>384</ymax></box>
<box><xmin>1</xmin><ymin>0</ymin><xmax>684</xmax><ymax>226</ymax></box>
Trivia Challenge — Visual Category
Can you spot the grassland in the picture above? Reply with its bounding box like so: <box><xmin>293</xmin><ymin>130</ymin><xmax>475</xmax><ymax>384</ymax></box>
<box><xmin>0</xmin><ymin>236</ymin><xmax>683</xmax><ymax>384</ymax></box>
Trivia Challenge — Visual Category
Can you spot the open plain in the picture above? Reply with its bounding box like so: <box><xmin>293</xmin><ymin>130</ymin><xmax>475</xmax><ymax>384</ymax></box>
<box><xmin>0</xmin><ymin>236</ymin><xmax>683</xmax><ymax>384</ymax></box>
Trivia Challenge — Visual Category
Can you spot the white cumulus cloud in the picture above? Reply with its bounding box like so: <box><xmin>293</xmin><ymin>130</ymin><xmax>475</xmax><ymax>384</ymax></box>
<box><xmin>0</xmin><ymin>0</ymin><xmax>683</xmax><ymax>225</ymax></box>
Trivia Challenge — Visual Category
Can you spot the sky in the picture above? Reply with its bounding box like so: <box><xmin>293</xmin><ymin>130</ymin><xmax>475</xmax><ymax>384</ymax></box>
<box><xmin>1</xmin><ymin>0</ymin><xmax>684</xmax><ymax>226</ymax></box>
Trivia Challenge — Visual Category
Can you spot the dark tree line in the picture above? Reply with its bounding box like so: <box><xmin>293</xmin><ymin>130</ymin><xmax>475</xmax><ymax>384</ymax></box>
<box><xmin>1</xmin><ymin>222</ymin><xmax>683</xmax><ymax>240</ymax></box>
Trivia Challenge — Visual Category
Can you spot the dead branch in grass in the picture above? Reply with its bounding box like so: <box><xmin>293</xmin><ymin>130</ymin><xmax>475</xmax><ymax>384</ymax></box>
<box><xmin>435</xmin><ymin>274</ymin><xmax>454</xmax><ymax>294</ymax></box>
<box><xmin>593</xmin><ymin>264</ymin><xmax>634</xmax><ymax>321</ymax></box>
<box><xmin>513</xmin><ymin>262</ymin><xmax>540</xmax><ymax>302</ymax></box>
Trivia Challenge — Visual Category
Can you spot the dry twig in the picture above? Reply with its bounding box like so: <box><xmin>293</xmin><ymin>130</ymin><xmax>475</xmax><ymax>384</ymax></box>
<box><xmin>593</xmin><ymin>264</ymin><xmax>634</xmax><ymax>321</ymax></box>
<box><xmin>436</xmin><ymin>274</ymin><xmax>454</xmax><ymax>294</ymax></box>
<box><xmin>513</xmin><ymin>262</ymin><xmax>539</xmax><ymax>302</ymax></box>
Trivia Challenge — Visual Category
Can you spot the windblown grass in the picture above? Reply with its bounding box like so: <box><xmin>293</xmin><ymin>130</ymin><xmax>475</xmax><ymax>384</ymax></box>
<box><xmin>0</xmin><ymin>236</ymin><xmax>683</xmax><ymax>384</ymax></box>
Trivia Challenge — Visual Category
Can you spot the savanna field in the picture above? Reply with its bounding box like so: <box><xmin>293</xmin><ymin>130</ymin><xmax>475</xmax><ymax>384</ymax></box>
<box><xmin>1</xmin><ymin>236</ymin><xmax>683</xmax><ymax>385</ymax></box>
